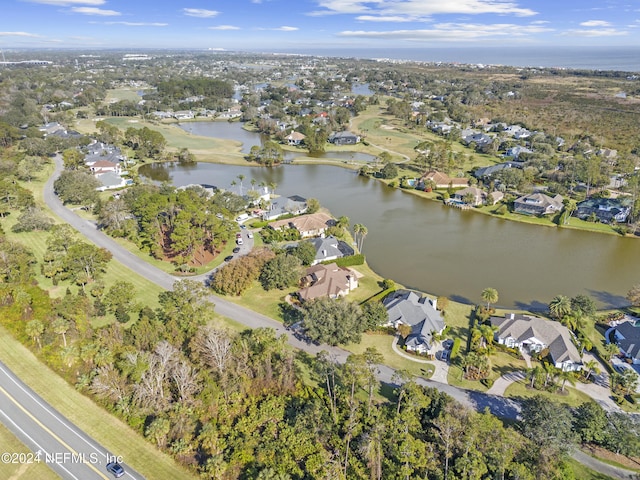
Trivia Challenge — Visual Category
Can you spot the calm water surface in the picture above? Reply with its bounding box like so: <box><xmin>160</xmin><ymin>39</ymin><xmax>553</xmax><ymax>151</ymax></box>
<box><xmin>177</xmin><ymin>121</ymin><xmax>376</xmax><ymax>162</ymax></box>
<box><xmin>139</xmin><ymin>162</ymin><xmax>640</xmax><ymax>309</ymax></box>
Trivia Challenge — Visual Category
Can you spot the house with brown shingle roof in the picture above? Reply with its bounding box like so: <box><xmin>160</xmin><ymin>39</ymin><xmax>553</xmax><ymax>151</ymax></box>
<box><xmin>490</xmin><ymin>313</ymin><xmax>582</xmax><ymax>371</ymax></box>
<box><xmin>269</xmin><ymin>212</ymin><xmax>334</xmax><ymax>238</ymax></box>
<box><xmin>422</xmin><ymin>171</ymin><xmax>468</xmax><ymax>189</ymax></box>
<box><xmin>286</xmin><ymin>131</ymin><xmax>306</xmax><ymax>146</ymax></box>
<box><xmin>297</xmin><ymin>263</ymin><xmax>358</xmax><ymax>302</ymax></box>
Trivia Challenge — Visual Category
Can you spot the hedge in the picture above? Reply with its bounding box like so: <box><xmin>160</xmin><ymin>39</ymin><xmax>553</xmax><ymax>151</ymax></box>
<box><xmin>322</xmin><ymin>254</ymin><xmax>365</xmax><ymax>267</ymax></box>
<box><xmin>450</xmin><ymin>338</ymin><xmax>462</xmax><ymax>360</ymax></box>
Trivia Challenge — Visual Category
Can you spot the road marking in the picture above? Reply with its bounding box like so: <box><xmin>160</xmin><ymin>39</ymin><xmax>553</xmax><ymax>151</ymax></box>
<box><xmin>0</xmin><ymin>406</ymin><xmax>78</xmax><ymax>480</ymax></box>
<box><xmin>0</xmin><ymin>363</ymin><xmax>112</xmax><ymax>460</ymax></box>
<box><xmin>0</xmin><ymin>384</ymin><xmax>109</xmax><ymax>479</ymax></box>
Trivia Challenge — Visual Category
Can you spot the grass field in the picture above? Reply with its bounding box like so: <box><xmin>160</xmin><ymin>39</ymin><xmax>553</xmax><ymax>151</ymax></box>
<box><xmin>0</xmin><ymin>327</ymin><xmax>197</xmax><ymax>480</ymax></box>
<box><xmin>565</xmin><ymin>457</ymin><xmax>616</xmax><ymax>480</ymax></box>
<box><xmin>0</xmin><ymin>423</ymin><xmax>58</xmax><ymax>480</ymax></box>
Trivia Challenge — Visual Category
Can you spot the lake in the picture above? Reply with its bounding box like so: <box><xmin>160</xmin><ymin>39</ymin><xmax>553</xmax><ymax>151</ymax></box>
<box><xmin>138</xmin><ymin>162</ymin><xmax>640</xmax><ymax>310</ymax></box>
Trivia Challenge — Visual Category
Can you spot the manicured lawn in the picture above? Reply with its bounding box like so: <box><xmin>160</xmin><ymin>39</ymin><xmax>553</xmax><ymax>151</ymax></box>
<box><xmin>0</xmin><ymin>327</ymin><xmax>197</xmax><ymax>480</ymax></box>
<box><xmin>104</xmin><ymin>88</ymin><xmax>145</xmax><ymax>103</ymax></box>
<box><xmin>0</xmin><ymin>423</ymin><xmax>58</xmax><ymax>480</ymax></box>
<box><xmin>220</xmin><ymin>282</ymin><xmax>289</xmax><ymax>321</ymax></box>
<box><xmin>503</xmin><ymin>377</ymin><xmax>593</xmax><ymax>408</ymax></box>
<box><xmin>344</xmin><ymin>332</ymin><xmax>435</xmax><ymax>379</ymax></box>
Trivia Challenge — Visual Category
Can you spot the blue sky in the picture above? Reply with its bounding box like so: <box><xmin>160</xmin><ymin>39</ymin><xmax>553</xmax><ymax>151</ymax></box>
<box><xmin>1</xmin><ymin>0</ymin><xmax>639</xmax><ymax>51</ymax></box>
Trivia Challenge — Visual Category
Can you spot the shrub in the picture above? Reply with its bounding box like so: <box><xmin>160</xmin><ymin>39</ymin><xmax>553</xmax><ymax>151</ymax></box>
<box><xmin>450</xmin><ymin>338</ymin><xmax>461</xmax><ymax>360</ymax></box>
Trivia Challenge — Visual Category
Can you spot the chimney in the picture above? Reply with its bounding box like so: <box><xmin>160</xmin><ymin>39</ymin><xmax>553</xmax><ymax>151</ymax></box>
<box><xmin>431</xmin><ymin>297</ymin><xmax>437</xmax><ymax>310</ymax></box>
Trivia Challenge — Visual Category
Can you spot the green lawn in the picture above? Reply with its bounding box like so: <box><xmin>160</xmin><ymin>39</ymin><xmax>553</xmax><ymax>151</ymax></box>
<box><xmin>503</xmin><ymin>377</ymin><xmax>593</xmax><ymax>408</ymax></box>
<box><xmin>0</xmin><ymin>327</ymin><xmax>196</xmax><ymax>480</ymax></box>
<box><xmin>104</xmin><ymin>88</ymin><xmax>145</xmax><ymax>103</ymax></box>
<box><xmin>566</xmin><ymin>457</ymin><xmax>616</xmax><ymax>480</ymax></box>
<box><xmin>344</xmin><ymin>332</ymin><xmax>435</xmax><ymax>379</ymax></box>
<box><xmin>0</xmin><ymin>423</ymin><xmax>58</xmax><ymax>480</ymax></box>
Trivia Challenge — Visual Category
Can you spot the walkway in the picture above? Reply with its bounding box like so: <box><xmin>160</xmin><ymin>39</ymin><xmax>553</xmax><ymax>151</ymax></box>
<box><xmin>391</xmin><ymin>336</ymin><xmax>449</xmax><ymax>384</ymax></box>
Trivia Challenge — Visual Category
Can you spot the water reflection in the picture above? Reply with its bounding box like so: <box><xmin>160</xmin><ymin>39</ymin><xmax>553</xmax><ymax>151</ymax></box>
<box><xmin>138</xmin><ymin>162</ymin><xmax>640</xmax><ymax>308</ymax></box>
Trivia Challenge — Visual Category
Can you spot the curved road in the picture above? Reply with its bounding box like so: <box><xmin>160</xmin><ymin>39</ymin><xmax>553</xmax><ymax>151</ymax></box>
<box><xmin>39</xmin><ymin>156</ymin><xmax>639</xmax><ymax>480</ymax></box>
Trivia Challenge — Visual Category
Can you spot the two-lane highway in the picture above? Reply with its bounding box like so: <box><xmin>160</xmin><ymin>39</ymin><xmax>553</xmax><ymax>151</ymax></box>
<box><xmin>0</xmin><ymin>361</ymin><xmax>142</xmax><ymax>479</ymax></box>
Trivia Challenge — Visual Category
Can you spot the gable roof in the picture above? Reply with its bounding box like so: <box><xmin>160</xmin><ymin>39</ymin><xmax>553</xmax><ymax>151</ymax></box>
<box><xmin>514</xmin><ymin>192</ymin><xmax>563</xmax><ymax>215</ymax></box>
<box><xmin>270</xmin><ymin>212</ymin><xmax>334</xmax><ymax>235</ymax></box>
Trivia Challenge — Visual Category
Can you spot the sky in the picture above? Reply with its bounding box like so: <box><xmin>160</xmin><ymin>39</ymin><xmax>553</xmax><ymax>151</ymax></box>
<box><xmin>1</xmin><ymin>0</ymin><xmax>640</xmax><ymax>52</ymax></box>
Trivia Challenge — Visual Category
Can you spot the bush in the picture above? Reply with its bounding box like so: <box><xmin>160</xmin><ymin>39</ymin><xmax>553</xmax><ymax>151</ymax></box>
<box><xmin>450</xmin><ymin>338</ymin><xmax>461</xmax><ymax>360</ymax></box>
<box><xmin>481</xmin><ymin>378</ymin><xmax>495</xmax><ymax>389</ymax></box>
<box><xmin>115</xmin><ymin>305</ymin><xmax>131</xmax><ymax>323</ymax></box>
<box><xmin>330</xmin><ymin>254</ymin><xmax>365</xmax><ymax>267</ymax></box>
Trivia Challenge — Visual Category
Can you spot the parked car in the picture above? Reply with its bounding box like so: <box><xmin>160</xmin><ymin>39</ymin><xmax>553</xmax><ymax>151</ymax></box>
<box><xmin>236</xmin><ymin>232</ymin><xmax>242</xmax><ymax>239</ymax></box>
<box><xmin>224</xmin><ymin>255</ymin><xmax>234</xmax><ymax>262</ymax></box>
<box><xmin>247</xmin><ymin>232</ymin><xmax>254</xmax><ymax>238</ymax></box>
<box><xmin>233</xmin><ymin>247</ymin><xmax>240</xmax><ymax>253</ymax></box>
<box><xmin>106</xmin><ymin>462</ymin><xmax>125</xmax><ymax>478</ymax></box>
<box><xmin>442</xmin><ymin>339</ymin><xmax>453</xmax><ymax>350</ymax></box>
<box><xmin>236</xmin><ymin>238</ymin><xmax>243</xmax><ymax>245</ymax></box>
<box><xmin>441</xmin><ymin>350</ymin><xmax>450</xmax><ymax>361</ymax></box>
<box><xmin>240</xmin><ymin>224</ymin><xmax>247</xmax><ymax>229</ymax></box>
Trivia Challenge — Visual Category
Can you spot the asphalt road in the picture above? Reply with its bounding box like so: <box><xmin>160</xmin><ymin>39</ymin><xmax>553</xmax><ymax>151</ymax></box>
<box><xmin>0</xmin><ymin>361</ymin><xmax>141</xmax><ymax>480</ymax></box>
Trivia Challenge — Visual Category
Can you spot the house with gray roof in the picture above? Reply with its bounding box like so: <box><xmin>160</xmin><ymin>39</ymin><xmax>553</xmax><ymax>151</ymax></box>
<box><xmin>308</xmin><ymin>236</ymin><xmax>354</xmax><ymax>265</ymax></box>
<box><xmin>262</xmin><ymin>195</ymin><xmax>307</xmax><ymax>221</ymax></box>
<box><xmin>328</xmin><ymin>131</ymin><xmax>360</xmax><ymax>145</ymax></box>
<box><xmin>514</xmin><ymin>192</ymin><xmax>563</xmax><ymax>216</ymax></box>
<box><xmin>383</xmin><ymin>290</ymin><xmax>445</xmax><ymax>355</ymax></box>
<box><xmin>613</xmin><ymin>319</ymin><xmax>640</xmax><ymax>364</ymax></box>
<box><xmin>96</xmin><ymin>172</ymin><xmax>127</xmax><ymax>191</ymax></box>
<box><xmin>490</xmin><ymin>313</ymin><xmax>582</xmax><ymax>371</ymax></box>
<box><xmin>473</xmin><ymin>161</ymin><xmax>522</xmax><ymax>180</ymax></box>
<box><xmin>575</xmin><ymin>197</ymin><xmax>632</xmax><ymax>224</ymax></box>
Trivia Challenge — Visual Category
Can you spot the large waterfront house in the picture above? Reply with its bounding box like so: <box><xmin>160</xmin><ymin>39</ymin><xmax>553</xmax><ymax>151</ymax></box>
<box><xmin>612</xmin><ymin>319</ymin><xmax>640</xmax><ymax>364</ymax></box>
<box><xmin>490</xmin><ymin>313</ymin><xmax>582</xmax><ymax>371</ymax></box>
<box><xmin>308</xmin><ymin>236</ymin><xmax>354</xmax><ymax>265</ymax></box>
<box><xmin>328</xmin><ymin>131</ymin><xmax>360</xmax><ymax>145</ymax></box>
<box><xmin>575</xmin><ymin>197</ymin><xmax>632</xmax><ymax>224</ymax></box>
<box><xmin>383</xmin><ymin>290</ymin><xmax>445</xmax><ymax>355</ymax></box>
<box><xmin>262</xmin><ymin>195</ymin><xmax>308</xmax><ymax>221</ymax></box>
<box><xmin>421</xmin><ymin>171</ymin><xmax>468</xmax><ymax>189</ymax></box>
<box><xmin>513</xmin><ymin>193</ymin><xmax>564</xmax><ymax>216</ymax></box>
<box><xmin>269</xmin><ymin>212</ymin><xmax>334</xmax><ymax>238</ymax></box>
<box><xmin>297</xmin><ymin>263</ymin><xmax>358</xmax><ymax>302</ymax></box>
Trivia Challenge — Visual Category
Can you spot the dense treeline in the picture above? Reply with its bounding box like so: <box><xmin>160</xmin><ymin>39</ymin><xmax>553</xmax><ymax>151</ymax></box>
<box><xmin>156</xmin><ymin>78</ymin><xmax>234</xmax><ymax>101</ymax></box>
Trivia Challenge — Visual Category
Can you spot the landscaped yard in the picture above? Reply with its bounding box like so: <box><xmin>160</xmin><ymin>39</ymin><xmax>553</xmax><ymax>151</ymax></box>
<box><xmin>504</xmin><ymin>377</ymin><xmax>593</xmax><ymax>408</ymax></box>
<box><xmin>344</xmin><ymin>332</ymin><xmax>435</xmax><ymax>379</ymax></box>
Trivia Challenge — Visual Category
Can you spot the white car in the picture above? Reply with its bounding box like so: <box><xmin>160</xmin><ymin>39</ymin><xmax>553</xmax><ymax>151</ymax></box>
<box><xmin>236</xmin><ymin>238</ymin><xmax>243</xmax><ymax>245</ymax></box>
<box><xmin>247</xmin><ymin>232</ymin><xmax>253</xmax><ymax>239</ymax></box>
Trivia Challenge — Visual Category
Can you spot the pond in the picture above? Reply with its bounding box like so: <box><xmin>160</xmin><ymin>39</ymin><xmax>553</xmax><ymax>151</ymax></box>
<box><xmin>177</xmin><ymin>121</ymin><xmax>378</xmax><ymax>163</ymax></box>
<box><xmin>138</xmin><ymin>162</ymin><xmax>640</xmax><ymax>310</ymax></box>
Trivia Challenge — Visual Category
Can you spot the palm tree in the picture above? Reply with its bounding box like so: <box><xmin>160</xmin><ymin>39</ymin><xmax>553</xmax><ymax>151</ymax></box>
<box><xmin>527</xmin><ymin>365</ymin><xmax>544</xmax><ymax>389</ymax></box>
<box><xmin>268</xmin><ymin>182</ymin><xmax>278</xmax><ymax>198</ymax></box>
<box><xmin>52</xmin><ymin>317</ymin><xmax>70</xmax><ymax>347</ymax></box>
<box><xmin>481</xmin><ymin>288</ymin><xmax>498</xmax><ymax>310</ymax></box>
<box><xmin>548</xmin><ymin>295</ymin><xmax>571</xmax><ymax>320</ymax></box>
<box><xmin>237</xmin><ymin>174</ymin><xmax>245</xmax><ymax>196</ymax></box>
<box><xmin>337</xmin><ymin>216</ymin><xmax>350</xmax><ymax>230</ymax></box>
<box><xmin>353</xmin><ymin>223</ymin><xmax>368</xmax><ymax>252</ymax></box>
<box><xmin>557</xmin><ymin>369</ymin><xmax>576</xmax><ymax>392</ymax></box>
<box><xmin>583</xmin><ymin>359</ymin><xmax>600</xmax><ymax>381</ymax></box>
<box><xmin>604</xmin><ymin>342</ymin><xmax>620</xmax><ymax>361</ymax></box>
<box><xmin>25</xmin><ymin>319</ymin><xmax>44</xmax><ymax>350</ymax></box>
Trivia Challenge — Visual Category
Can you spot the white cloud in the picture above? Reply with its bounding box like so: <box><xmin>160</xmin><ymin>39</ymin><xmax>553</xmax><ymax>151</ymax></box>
<box><xmin>356</xmin><ymin>15</ymin><xmax>414</xmax><ymax>22</ymax></box>
<box><xmin>274</xmin><ymin>26</ymin><xmax>299</xmax><ymax>31</ymax></box>
<box><xmin>0</xmin><ymin>31</ymin><xmax>40</xmax><ymax>37</ymax></box>
<box><xmin>310</xmin><ymin>0</ymin><xmax>537</xmax><ymax>18</ymax></box>
<box><xmin>24</xmin><ymin>0</ymin><xmax>105</xmax><ymax>5</ymax></box>
<box><xmin>208</xmin><ymin>25</ymin><xmax>241</xmax><ymax>30</ymax></box>
<box><xmin>580</xmin><ymin>20</ymin><xmax>612</xmax><ymax>27</ymax></box>
<box><xmin>104</xmin><ymin>22</ymin><xmax>168</xmax><ymax>27</ymax></box>
<box><xmin>71</xmin><ymin>7</ymin><xmax>120</xmax><ymax>16</ymax></box>
<box><xmin>183</xmin><ymin>8</ymin><xmax>219</xmax><ymax>18</ymax></box>
<box><xmin>338</xmin><ymin>22</ymin><xmax>553</xmax><ymax>41</ymax></box>
<box><xmin>563</xmin><ymin>28</ymin><xmax>627</xmax><ymax>37</ymax></box>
